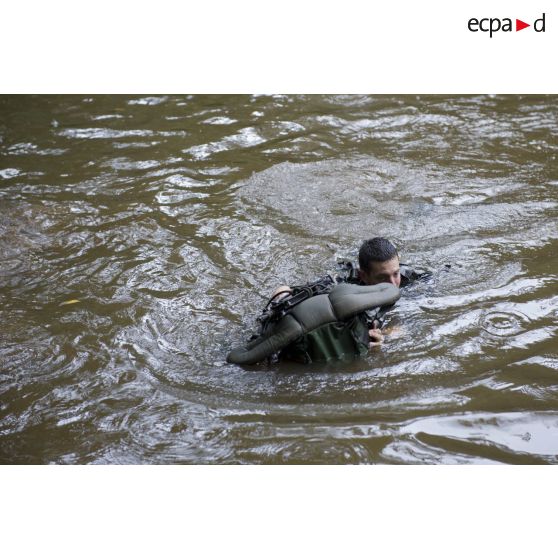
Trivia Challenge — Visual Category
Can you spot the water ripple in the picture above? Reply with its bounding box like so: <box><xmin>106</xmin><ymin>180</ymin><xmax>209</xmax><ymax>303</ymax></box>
<box><xmin>481</xmin><ymin>310</ymin><xmax>530</xmax><ymax>337</ymax></box>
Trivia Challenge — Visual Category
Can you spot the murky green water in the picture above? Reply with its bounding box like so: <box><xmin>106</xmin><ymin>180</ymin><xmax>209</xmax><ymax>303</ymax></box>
<box><xmin>1</xmin><ymin>94</ymin><xmax>557</xmax><ymax>464</ymax></box>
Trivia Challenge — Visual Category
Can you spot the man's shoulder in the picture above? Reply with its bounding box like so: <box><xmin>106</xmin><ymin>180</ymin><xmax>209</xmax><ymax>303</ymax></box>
<box><xmin>399</xmin><ymin>263</ymin><xmax>431</xmax><ymax>286</ymax></box>
<box><xmin>334</xmin><ymin>258</ymin><xmax>361</xmax><ymax>284</ymax></box>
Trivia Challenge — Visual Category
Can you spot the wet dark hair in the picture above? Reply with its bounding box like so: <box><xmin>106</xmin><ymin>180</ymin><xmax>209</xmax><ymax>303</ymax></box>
<box><xmin>358</xmin><ymin>237</ymin><xmax>398</xmax><ymax>271</ymax></box>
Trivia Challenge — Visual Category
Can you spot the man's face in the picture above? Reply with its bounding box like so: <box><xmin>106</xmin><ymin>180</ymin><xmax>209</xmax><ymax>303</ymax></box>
<box><xmin>359</xmin><ymin>256</ymin><xmax>401</xmax><ymax>288</ymax></box>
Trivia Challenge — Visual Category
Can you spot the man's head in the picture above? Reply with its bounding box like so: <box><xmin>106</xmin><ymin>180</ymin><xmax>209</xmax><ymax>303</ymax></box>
<box><xmin>358</xmin><ymin>237</ymin><xmax>401</xmax><ymax>287</ymax></box>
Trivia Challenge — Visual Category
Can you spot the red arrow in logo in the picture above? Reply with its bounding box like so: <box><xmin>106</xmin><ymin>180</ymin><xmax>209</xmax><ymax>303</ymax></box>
<box><xmin>516</xmin><ymin>19</ymin><xmax>530</xmax><ymax>31</ymax></box>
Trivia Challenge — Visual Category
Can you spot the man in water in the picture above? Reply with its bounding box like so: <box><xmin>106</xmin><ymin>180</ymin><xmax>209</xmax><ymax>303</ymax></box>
<box><xmin>227</xmin><ymin>237</ymin><xmax>424</xmax><ymax>365</ymax></box>
<box><xmin>273</xmin><ymin>237</ymin><xmax>418</xmax><ymax>348</ymax></box>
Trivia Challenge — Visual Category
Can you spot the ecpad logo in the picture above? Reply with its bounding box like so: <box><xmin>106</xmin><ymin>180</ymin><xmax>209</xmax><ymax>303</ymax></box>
<box><xmin>468</xmin><ymin>13</ymin><xmax>546</xmax><ymax>37</ymax></box>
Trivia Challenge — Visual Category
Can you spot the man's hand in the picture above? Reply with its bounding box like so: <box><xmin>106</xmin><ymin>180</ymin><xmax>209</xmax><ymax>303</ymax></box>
<box><xmin>271</xmin><ymin>285</ymin><xmax>292</xmax><ymax>301</ymax></box>
<box><xmin>368</xmin><ymin>325</ymin><xmax>384</xmax><ymax>347</ymax></box>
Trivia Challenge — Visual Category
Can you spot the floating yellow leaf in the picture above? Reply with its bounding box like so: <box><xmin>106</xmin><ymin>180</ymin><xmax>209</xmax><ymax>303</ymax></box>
<box><xmin>60</xmin><ymin>299</ymin><xmax>80</xmax><ymax>306</ymax></box>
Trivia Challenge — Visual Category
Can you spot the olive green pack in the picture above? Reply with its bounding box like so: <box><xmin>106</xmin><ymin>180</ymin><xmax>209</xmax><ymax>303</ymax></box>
<box><xmin>226</xmin><ymin>282</ymin><xmax>400</xmax><ymax>365</ymax></box>
<box><xmin>279</xmin><ymin>313</ymin><xmax>370</xmax><ymax>364</ymax></box>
